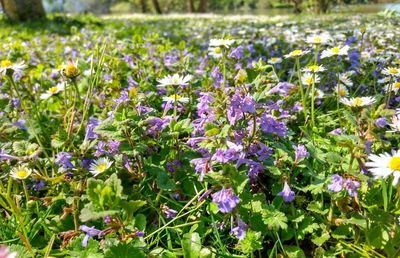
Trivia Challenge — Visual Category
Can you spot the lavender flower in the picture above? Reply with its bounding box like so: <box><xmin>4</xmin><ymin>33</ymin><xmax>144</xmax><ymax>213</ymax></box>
<box><xmin>278</xmin><ymin>181</ymin><xmax>295</xmax><ymax>203</ymax></box>
<box><xmin>212</xmin><ymin>188</ymin><xmax>240</xmax><ymax>213</ymax></box>
<box><xmin>375</xmin><ymin>117</ymin><xmax>388</xmax><ymax>128</ymax></box>
<box><xmin>55</xmin><ymin>152</ymin><xmax>74</xmax><ymax>169</ymax></box>
<box><xmin>294</xmin><ymin>144</ymin><xmax>309</xmax><ymax>161</ymax></box>
<box><xmin>328</xmin><ymin>174</ymin><xmax>344</xmax><ymax>192</ymax></box>
<box><xmin>161</xmin><ymin>204</ymin><xmax>178</xmax><ymax>219</ymax></box>
<box><xmin>79</xmin><ymin>225</ymin><xmax>103</xmax><ymax>248</ymax></box>
<box><xmin>343</xmin><ymin>179</ymin><xmax>360</xmax><ymax>197</ymax></box>
<box><xmin>230</xmin><ymin>217</ymin><xmax>248</xmax><ymax>240</ymax></box>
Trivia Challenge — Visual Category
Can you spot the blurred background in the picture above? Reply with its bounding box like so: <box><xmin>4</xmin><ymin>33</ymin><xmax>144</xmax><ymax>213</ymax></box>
<box><xmin>0</xmin><ymin>0</ymin><xmax>400</xmax><ymax>21</ymax></box>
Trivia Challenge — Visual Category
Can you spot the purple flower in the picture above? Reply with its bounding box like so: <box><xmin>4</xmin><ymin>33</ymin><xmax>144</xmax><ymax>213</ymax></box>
<box><xmin>211</xmin><ymin>66</ymin><xmax>223</xmax><ymax>88</ymax></box>
<box><xmin>55</xmin><ymin>152</ymin><xmax>74</xmax><ymax>169</ymax></box>
<box><xmin>343</xmin><ymin>179</ymin><xmax>360</xmax><ymax>197</ymax></box>
<box><xmin>13</xmin><ymin>119</ymin><xmax>27</xmax><ymax>130</ymax></box>
<box><xmin>329</xmin><ymin>128</ymin><xmax>342</xmax><ymax>135</ymax></box>
<box><xmin>84</xmin><ymin>117</ymin><xmax>100</xmax><ymax>141</ymax></box>
<box><xmin>375</xmin><ymin>117</ymin><xmax>388</xmax><ymax>128</ymax></box>
<box><xmin>328</xmin><ymin>174</ymin><xmax>344</xmax><ymax>192</ymax></box>
<box><xmin>278</xmin><ymin>181</ymin><xmax>295</xmax><ymax>203</ymax></box>
<box><xmin>365</xmin><ymin>141</ymin><xmax>373</xmax><ymax>155</ymax></box>
<box><xmin>294</xmin><ymin>144</ymin><xmax>309</xmax><ymax>161</ymax></box>
<box><xmin>228</xmin><ymin>46</ymin><xmax>244</xmax><ymax>59</ymax></box>
<box><xmin>33</xmin><ymin>180</ymin><xmax>45</xmax><ymax>191</ymax></box>
<box><xmin>212</xmin><ymin>188</ymin><xmax>240</xmax><ymax>213</ymax></box>
<box><xmin>161</xmin><ymin>205</ymin><xmax>178</xmax><ymax>219</ymax></box>
<box><xmin>79</xmin><ymin>225</ymin><xmax>103</xmax><ymax>248</ymax></box>
<box><xmin>230</xmin><ymin>217</ymin><xmax>248</xmax><ymax>240</ymax></box>
<box><xmin>241</xmin><ymin>94</ymin><xmax>256</xmax><ymax>113</ymax></box>
<box><xmin>190</xmin><ymin>157</ymin><xmax>211</xmax><ymax>181</ymax></box>
<box><xmin>136</xmin><ymin>231</ymin><xmax>145</xmax><ymax>237</ymax></box>
<box><xmin>260</xmin><ymin>114</ymin><xmax>288</xmax><ymax>137</ymax></box>
<box><xmin>104</xmin><ymin>216</ymin><xmax>112</xmax><ymax>224</ymax></box>
<box><xmin>12</xmin><ymin>98</ymin><xmax>20</xmax><ymax>109</ymax></box>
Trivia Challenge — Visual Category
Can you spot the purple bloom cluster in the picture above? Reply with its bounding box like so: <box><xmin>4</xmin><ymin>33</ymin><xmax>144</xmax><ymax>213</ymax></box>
<box><xmin>328</xmin><ymin>174</ymin><xmax>360</xmax><ymax>197</ymax></box>
<box><xmin>212</xmin><ymin>188</ymin><xmax>240</xmax><ymax>213</ymax></box>
<box><xmin>55</xmin><ymin>152</ymin><xmax>74</xmax><ymax>169</ymax></box>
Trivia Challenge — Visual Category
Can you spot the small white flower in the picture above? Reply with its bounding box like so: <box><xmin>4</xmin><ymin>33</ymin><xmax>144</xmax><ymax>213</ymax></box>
<box><xmin>89</xmin><ymin>157</ymin><xmax>113</xmax><ymax>177</ymax></box>
<box><xmin>162</xmin><ymin>94</ymin><xmax>189</xmax><ymax>103</ymax></box>
<box><xmin>311</xmin><ymin>89</ymin><xmax>324</xmax><ymax>99</ymax></box>
<box><xmin>209</xmin><ymin>39</ymin><xmax>235</xmax><ymax>48</ymax></box>
<box><xmin>284</xmin><ymin>49</ymin><xmax>310</xmax><ymax>59</ymax></box>
<box><xmin>268</xmin><ymin>57</ymin><xmax>282</xmax><ymax>65</ymax></box>
<box><xmin>388</xmin><ymin>114</ymin><xmax>400</xmax><ymax>133</ymax></box>
<box><xmin>385</xmin><ymin>81</ymin><xmax>400</xmax><ymax>94</ymax></box>
<box><xmin>0</xmin><ymin>60</ymin><xmax>26</xmax><ymax>76</ymax></box>
<box><xmin>301</xmin><ymin>73</ymin><xmax>320</xmax><ymax>86</ymax></box>
<box><xmin>382</xmin><ymin>67</ymin><xmax>400</xmax><ymax>77</ymax></box>
<box><xmin>302</xmin><ymin>65</ymin><xmax>325</xmax><ymax>73</ymax></box>
<box><xmin>40</xmin><ymin>82</ymin><xmax>65</xmax><ymax>100</ymax></box>
<box><xmin>10</xmin><ymin>165</ymin><xmax>32</xmax><ymax>180</ymax></box>
<box><xmin>336</xmin><ymin>85</ymin><xmax>349</xmax><ymax>97</ymax></box>
<box><xmin>366</xmin><ymin>150</ymin><xmax>400</xmax><ymax>186</ymax></box>
<box><xmin>321</xmin><ymin>45</ymin><xmax>350</xmax><ymax>59</ymax></box>
<box><xmin>157</xmin><ymin>74</ymin><xmax>192</xmax><ymax>87</ymax></box>
<box><xmin>339</xmin><ymin>73</ymin><xmax>353</xmax><ymax>87</ymax></box>
<box><xmin>208</xmin><ymin>46</ymin><xmax>223</xmax><ymax>58</ymax></box>
<box><xmin>340</xmin><ymin>96</ymin><xmax>376</xmax><ymax>107</ymax></box>
<box><xmin>306</xmin><ymin>33</ymin><xmax>331</xmax><ymax>45</ymax></box>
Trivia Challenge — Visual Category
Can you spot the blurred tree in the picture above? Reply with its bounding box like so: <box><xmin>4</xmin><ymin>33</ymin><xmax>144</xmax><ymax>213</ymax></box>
<box><xmin>151</xmin><ymin>0</ymin><xmax>162</xmax><ymax>13</ymax></box>
<box><xmin>188</xmin><ymin>0</ymin><xmax>195</xmax><ymax>12</ymax></box>
<box><xmin>0</xmin><ymin>0</ymin><xmax>46</xmax><ymax>20</ymax></box>
<box><xmin>198</xmin><ymin>0</ymin><xmax>207</xmax><ymax>12</ymax></box>
<box><xmin>139</xmin><ymin>0</ymin><xmax>147</xmax><ymax>12</ymax></box>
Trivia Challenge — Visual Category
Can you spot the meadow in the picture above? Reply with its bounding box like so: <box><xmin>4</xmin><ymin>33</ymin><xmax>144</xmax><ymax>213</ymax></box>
<box><xmin>0</xmin><ymin>12</ymin><xmax>400</xmax><ymax>257</ymax></box>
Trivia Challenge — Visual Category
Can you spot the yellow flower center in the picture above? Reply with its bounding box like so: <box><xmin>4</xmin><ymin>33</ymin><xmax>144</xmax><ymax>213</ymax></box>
<box><xmin>389</xmin><ymin>157</ymin><xmax>400</xmax><ymax>170</ymax></box>
<box><xmin>332</xmin><ymin>47</ymin><xmax>340</xmax><ymax>55</ymax></box>
<box><xmin>214</xmin><ymin>47</ymin><xmax>221</xmax><ymax>54</ymax></box>
<box><xmin>339</xmin><ymin>88</ymin><xmax>347</xmax><ymax>97</ymax></box>
<box><xmin>291</xmin><ymin>50</ymin><xmax>303</xmax><ymax>56</ymax></box>
<box><xmin>17</xmin><ymin>170</ymin><xmax>28</xmax><ymax>178</ymax></box>
<box><xmin>389</xmin><ymin>68</ymin><xmax>399</xmax><ymax>75</ymax></box>
<box><xmin>308</xmin><ymin>65</ymin><xmax>320</xmax><ymax>72</ymax></box>
<box><xmin>65</xmin><ymin>64</ymin><xmax>79</xmax><ymax>77</ymax></box>
<box><xmin>170</xmin><ymin>94</ymin><xmax>182</xmax><ymax>100</ymax></box>
<box><xmin>271</xmin><ymin>57</ymin><xmax>278</xmax><ymax>62</ymax></box>
<box><xmin>353</xmin><ymin>97</ymin><xmax>363</xmax><ymax>107</ymax></box>
<box><xmin>1</xmin><ymin>60</ymin><xmax>12</xmax><ymax>68</ymax></box>
<box><xmin>394</xmin><ymin>82</ymin><xmax>400</xmax><ymax>89</ymax></box>
<box><xmin>97</xmin><ymin>163</ymin><xmax>108</xmax><ymax>173</ymax></box>
<box><xmin>313</xmin><ymin>37</ymin><xmax>322</xmax><ymax>43</ymax></box>
<box><xmin>305</xmin><ymin>77</ymin><xmax>313</xmax><ymax>85</ymax></box>
<box><xmin>49</xmin><ymin>86</ymin><xmax>59</xmax><ymax>94</ymax></box>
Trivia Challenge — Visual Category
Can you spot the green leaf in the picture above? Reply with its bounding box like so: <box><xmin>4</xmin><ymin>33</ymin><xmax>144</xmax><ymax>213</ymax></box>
<box><xmin>312</xmin><ymin>231</ymin><xmax>330</xmax><ymax>246</ymax></box>
<box><xmin>282</xmin><ymin>246</ymin><xmax>306</xmax><ymax>258</ymax></box>
<box><xmin>68</xmin><ymin>235</ymin><xmax>103</xmax><ymax>258</ymax></box>
<box><xmin>236</xmin><ymin>230</ymin><xmax>263</xmax><ymax>254</ymax></box>
<box><xmin>182</xmin><ymin>232</ymin><xmax>201</xmax><ymax>258</ymax></box>
<box><xmin>104</xmin><ymin>243</ymin><xmax>146</xmax><ymax>258</ymax></box>
<box><xmin>262</xmin><ymin>205</ymin><xmax>288</xmax><ymax>231</ymax></box>
<box><xmin>121</xmin><ymin>200</ymin><xmax>146</xmax><ymax>220</ymax></box>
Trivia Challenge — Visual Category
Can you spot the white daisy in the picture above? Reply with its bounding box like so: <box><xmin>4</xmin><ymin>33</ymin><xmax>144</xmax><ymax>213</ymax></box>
<box><xmin>40</xmin><ymin>82</ymin><xmax>65</xmax><ymax>100</ymax></box>
<box><xmin>208</xmin><ymin>46</ymin><xmax>223</xmax><ymax>58</ymax></box>
<box><xmin>339</xmin><ymin>73</ymin><xmax>353</xmax><ymax>87</ymax></box>
<box><xmin>311</xmin><ymin>89</ymin><xmax>324</xmax><ymax>99</ymax></box>
<box><xmin>340</xmin><ymin>96</ymin><xmax>376</xmax><ymax>107</ymax></box>
<box><xmin>385</xmin><ymin>81</ymin><xmax>400</xmax><ymax>94</ymax></box>
<box><xmin>284</xmin><ymin>49</ymin><xmax>310</xmax><ymax>59</ymax></box>
<box><xmin>0</xmin><ymin>60</ymin><xmax>26</xmax><ymax>76</ymax></box>
<box><xmin>306</xmin><ymin>33</ymin><xmax>331</xmax><ymax>45</ymax></box>
<box><xmin>336</xmin><ymin>85</ymin><xmax>349</xmax><ymax>98</ymax></box>
<box><xmin>209</xmin><ymin>39</ymin><xmax>235</xmax><ymax>48</ymax></box>
<box><xmin>10</xmin><ymin>165</ymin><xmax>32</xmax><ymax>180</ymax></box>
<box><xmin>382</xmin><ymin>67</ymin><xmax>400</xmax><ymax>77</ymax></box>
<box><xmin>388</xmin><ymin>114</ymin><xmax>400</xmax><ymax>132</ymax></box>
<box><xmin>321</xmin><ymin>45</ymin><xmax>350</xmax><ymax>59</ymax></box>
<box><xmin>301</xmin><ymin>73</ymin><xmax>320</xmax><ymax>86</ymax></box>
<box><xmin>268</xmin><ymin>57</ymin><xmax>282</xmax><ymax>65</ymax></box>
<box><xmin>89</xmin><ymin>157</ymin><xmax>113</xmax><ymax>177</ymax></box>
<box><xmin>162</xmin><ymin>94</ymin><xmax>189</xmax><ymax>103</ymax></box>
<box><xmin>365</xmin><ymin>150</ymin><xmax>400</xmax><ymax>185</ymax></box>
<box><xmin>157</xmin><ymin>74</ymin><xmax>192</xmax><ymax>87</ymax></box>
<box><xmin>302</xmin><ymin>65</ymin><xmax>325</xmax><ymax>73</ymax></box>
